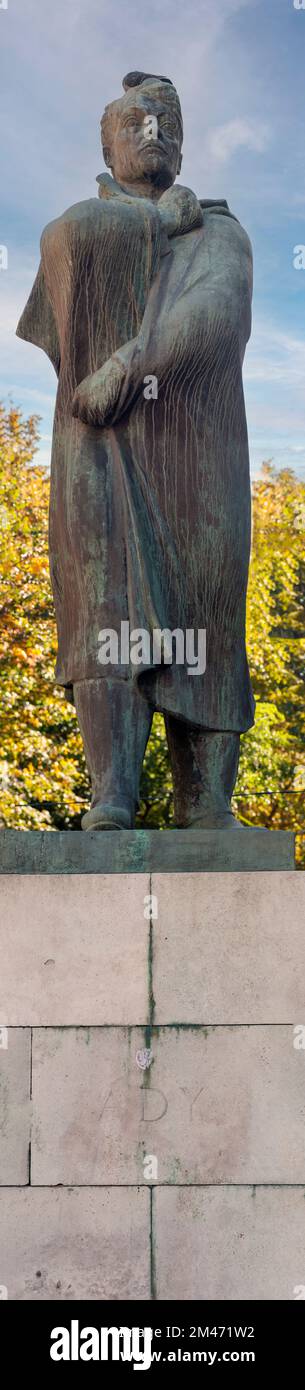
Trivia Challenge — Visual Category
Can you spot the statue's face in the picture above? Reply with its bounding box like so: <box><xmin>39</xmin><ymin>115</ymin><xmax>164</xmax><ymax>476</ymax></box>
<box><xmin>109</xmin><ymin>89</ymin><xmax>182</xmax><ymax>192</ymax></box>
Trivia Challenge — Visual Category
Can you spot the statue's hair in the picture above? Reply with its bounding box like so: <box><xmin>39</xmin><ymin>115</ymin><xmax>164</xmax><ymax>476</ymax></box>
<box><xmin>101</xmin><ymin>71</ymin><xmax>183</xmax><ymax>163</ymax></box>
<box><xmin>123</xmin><ymin>71</ymin><xmax>174</xmax><ymax>90</ymax></box>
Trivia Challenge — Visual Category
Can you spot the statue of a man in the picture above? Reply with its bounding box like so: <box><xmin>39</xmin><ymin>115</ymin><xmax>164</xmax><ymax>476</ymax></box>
<box><xmin>17</xmin><ymin>71</ymin><xmax>255</xmax><ymax>831</ymax></box>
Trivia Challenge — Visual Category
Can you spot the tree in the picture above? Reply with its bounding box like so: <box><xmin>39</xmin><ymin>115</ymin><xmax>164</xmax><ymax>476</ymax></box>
<box><xmin>238</xmin><ymin>465</ymin><xmax>305</xmax><ymax>863</ymax></box>
<box><xmin>0</xmin><ymin>405</ymin><xmax>89</xmax><ymax>827</ymax></box>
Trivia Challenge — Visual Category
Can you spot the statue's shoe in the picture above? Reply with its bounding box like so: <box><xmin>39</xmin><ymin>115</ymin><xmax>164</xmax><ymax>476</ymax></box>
<box><xmin>81</xmin><ymin>802</ymin><xmax>132</xmax><ymax>831</ymax></box>
<box><xmin>183</xmin><ymin>812</ymin><xmax>267</xmax><ymax>831</ymax></box>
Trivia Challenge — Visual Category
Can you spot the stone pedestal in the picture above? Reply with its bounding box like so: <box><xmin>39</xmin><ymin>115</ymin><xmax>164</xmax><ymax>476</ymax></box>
<box><xmin>1</xmin><ymin>829</ymin><xmax>304</xmax><ymax>1302</ymax></box>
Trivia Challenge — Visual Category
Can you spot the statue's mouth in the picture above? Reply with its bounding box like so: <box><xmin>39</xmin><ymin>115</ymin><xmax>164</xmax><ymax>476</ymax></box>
<box><xmin>140</xmin><ymin>141</ymin><xmax>164</xmax><ymax>154</ymax></box>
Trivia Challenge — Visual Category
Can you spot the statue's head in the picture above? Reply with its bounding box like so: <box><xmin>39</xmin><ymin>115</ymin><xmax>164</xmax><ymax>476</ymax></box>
<box><xmin>101</xmin><ymin>71</ymin><xmax>183</xmax><ymax>193</ymax></box>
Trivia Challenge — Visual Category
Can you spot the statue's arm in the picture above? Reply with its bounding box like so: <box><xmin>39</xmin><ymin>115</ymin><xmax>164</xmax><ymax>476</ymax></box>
<box><xmin>16</xmin><ymin>262</ymin><xmax>60</xmax><ymax>376</ymax></box>
<box><xmin>72</xmin><ymin>336</ymin><xmax>145</xmax><ymax>427</ymax></box>
<box><xmin>72</xmin><ymin>262</ymin><xmax>171</xmax><ymax>428</ymax></box>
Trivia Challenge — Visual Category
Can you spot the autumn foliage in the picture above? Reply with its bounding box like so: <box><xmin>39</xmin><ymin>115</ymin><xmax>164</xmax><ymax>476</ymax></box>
<box><xmin>0</xmin><ymin>405</ymin><xmax>88</xmax><ymax>827</ymax></box>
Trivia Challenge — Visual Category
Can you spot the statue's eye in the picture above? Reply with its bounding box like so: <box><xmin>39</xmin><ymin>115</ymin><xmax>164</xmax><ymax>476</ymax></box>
<box><xmin>122</xmin><ymin>113</ymin><xmax>139</xmax><ymax>129</ymax></box>
<box><xmin>159</xmin><ymin>117</ymin><xmax>176</xmax><ymax>136</ymax></box>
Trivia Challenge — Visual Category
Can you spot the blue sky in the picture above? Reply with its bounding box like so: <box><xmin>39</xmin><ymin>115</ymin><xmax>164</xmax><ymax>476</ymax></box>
<box><xmin>0</xmin><ymin>0</ymin><xmax>304</xmax><ymax>476</ymax></box>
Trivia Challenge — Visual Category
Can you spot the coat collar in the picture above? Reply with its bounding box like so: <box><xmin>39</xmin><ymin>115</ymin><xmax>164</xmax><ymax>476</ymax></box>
<box><xmin>96</xmin><ymin>174</ymin><xmax>236</xmax><ymax>236</ymax></box>
<box><xmin>96</xmin><ymin>172</ymin><xmax>203</xmax><ymax>238</ymax></box>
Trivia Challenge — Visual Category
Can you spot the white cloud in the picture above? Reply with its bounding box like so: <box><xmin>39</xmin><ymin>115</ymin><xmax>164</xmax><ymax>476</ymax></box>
<box><xmin>244</xmin><ymin>316</ymin><xmax>305</xmax><ymax>472</ymax></box>
<box><xmin>244</xmin><ymin>321</ymin><xmax>305</xmax><ymax>388</ymax></box>
<box><xmin>207</xmin><ymin>118</ymin><xmax>271</xmax><ymax>163</ymax></box>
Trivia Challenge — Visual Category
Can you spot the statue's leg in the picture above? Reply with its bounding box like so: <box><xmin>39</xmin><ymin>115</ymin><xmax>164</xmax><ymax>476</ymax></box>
<box><xmin>74</xmin><ymin>678</ymin><xmax>153</xmax><ymax>830</ymax></box>
<box><xmin>164</xmin><ymin>715</ymin><xmax>241</xmax><ymax>829</ymax></box>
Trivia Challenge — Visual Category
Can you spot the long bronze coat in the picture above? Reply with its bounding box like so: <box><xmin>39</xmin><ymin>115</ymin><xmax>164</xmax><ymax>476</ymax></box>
<box><xmin>17</xmin><ymin>175</ymin><xmax>255</xmax><ymax>731</ymax></box>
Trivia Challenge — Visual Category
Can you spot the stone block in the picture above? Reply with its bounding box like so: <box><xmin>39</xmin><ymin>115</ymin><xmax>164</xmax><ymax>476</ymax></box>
<box><xmin>152</xmin><ymin>871</ymin><xmax>305</xmax><ymax>1023</ymax></box>
<box><xmin>31</xmin><ymin>1025</ymin><xmax>305</xmax><ymax>1185</ymax></box>
<box><xmin>0</xmin><ymin>827</ymin><xmax>295</xmax><ymax>875</ymax></box>
<box><xmin>0</xmin><ymin>1187</ymin><xmax>150</xmax><ymax>1300</ymax></box>
<box><xmin>154</xmin><ymin>1187</ymin><xmax>305</xmax><ymax>1300</ymax></box>
<box><xmin>0</xmin><ymin>1028</ymin><xmax>30</xmax><ymax>1184</ymax></box>
<box><xmin>0</xmin><ymin>875</ymin><xmax>149</xmax><ymax>1024</ymax></box>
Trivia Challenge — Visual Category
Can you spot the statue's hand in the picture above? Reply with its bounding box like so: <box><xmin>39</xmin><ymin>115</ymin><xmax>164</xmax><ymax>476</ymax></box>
<box><xmin>158</xmin><ymin>185</ymin><xmax>203</xmax><ymax>238</ymax></box>
<box><xmin>72</xmin><ymin>356</ymin><xmax>126</xmax><ymax>426</ymax></box>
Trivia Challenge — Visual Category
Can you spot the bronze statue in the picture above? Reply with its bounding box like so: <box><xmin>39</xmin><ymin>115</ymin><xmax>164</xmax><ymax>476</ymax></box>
<box><xmin>17</xmin><ymin>71</ymin><xmax>255</xmax><ymax>831</ymax></box>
